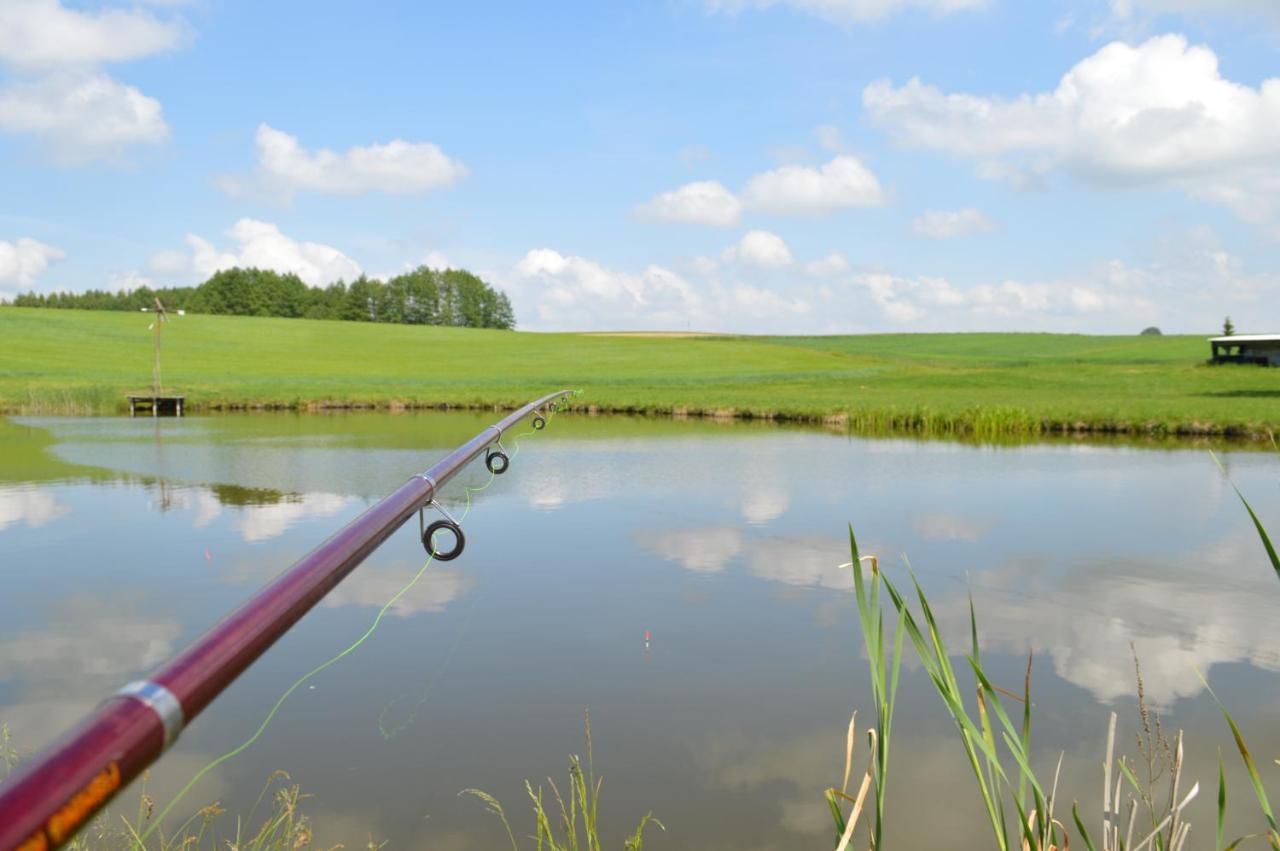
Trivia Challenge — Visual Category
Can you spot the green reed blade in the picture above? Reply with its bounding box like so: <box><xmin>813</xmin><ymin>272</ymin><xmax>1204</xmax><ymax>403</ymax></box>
<box><xmin>1219</xmin><ymin>752</ymin><xmax>1228</xmax><ymax>851</ymax></box>
<box><xmin>1198</xmin><ymin>669</ymin><xmax>1279</xmax><ymax>840</ymax></box>
<box><xmin>1074</xmin><ymin>800</ymin><xmax>1100</xmax><ymax>851</ymax></box>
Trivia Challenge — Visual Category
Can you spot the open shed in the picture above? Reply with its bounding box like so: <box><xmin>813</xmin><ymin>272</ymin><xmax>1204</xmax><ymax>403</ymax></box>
<box><xmin>1209</xmin><ymin>334</ymin><xmax>1280</xmax><ymax>366</ymax></box>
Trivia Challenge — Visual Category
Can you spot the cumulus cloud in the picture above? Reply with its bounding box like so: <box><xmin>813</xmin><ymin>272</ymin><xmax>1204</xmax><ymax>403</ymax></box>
<box><xmin>0</xmin><ymin>0</ymin><xmax>185</xmax><ymax>71</ymax></box>
<box><xmin>504</xmin><ymin>220</ymin><xmax>1272</xmax><ymax>334</ymax></box>
<box><xmin>742</xmin><ymin>155</ymin><xmax>885</xmax><ymax>214</ymax></box>
<box><xmin>0</xmin><ymin>2</ymin><xmax>181</xmax><ymax>163</ymax></box>
<box><xmin>507</xmin><ymin>248</ymin><xmax>704</xmax><ymax>330</ymax></box>
<box><xmin>638</xmin><ymin>154</ymin><xmax>884</xmax><ymax>227</ymax></box>
<box><xmin>721</xmin><ymin>229</ymin><xmax>794</xmax><ymax>268</ymax></box>
<box><xmin>0</xmin><ymin>72</ymin><xmax>168</xmax><ymax>163</ymax></box>
<box><xmin>0</xmin><ymin>237</ymin><xmax>64</xmax><ymax>294</ymax></box>
<box><xmin>222</xmin><ymin>124</ymin><xmax>468</xmax><ymax>200</ymax></box>
<box><xmin>853</xmin><ymin>270</ymin><xmax>1151</xmax><ymax>325</ymax></box>
<box><xmin>1108</xmin><ymin>0</ymin><xmax>1280</xmax><ymax>26</ymax></box>
<box><xmin>156</xmin><ymin>219</ymin><xmax>363</xmax><ymax>287</ymax></box>
<box><xmin>804</xmin><ymin>252</ymin><xmax>850</xmax><ymax>276</ymax></box>
<box><xmin>912</xmin><ymin>208</ymin><xmax>997</xmax><ymax>239</ymax></box>
<box><xmin>634</xmin><ymin>180</ymin><xmax>742</xmax><ymax>227</ymax></box>
<box><xmin>865</xmin><ymin>35</ymin><xmax>1280</xmax><ymax>227</ymax></box>
<box><xmin>706</xmin><ymin>0</ymin><xmax>988</xmax><ymax>25</ymax></box>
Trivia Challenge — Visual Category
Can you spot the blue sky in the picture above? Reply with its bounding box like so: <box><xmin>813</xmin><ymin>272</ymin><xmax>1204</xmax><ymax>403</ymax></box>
<box><xmin>1</xmin><ymin>0</ymin><xmax>1279</xmax><ymax>333</ymax></box>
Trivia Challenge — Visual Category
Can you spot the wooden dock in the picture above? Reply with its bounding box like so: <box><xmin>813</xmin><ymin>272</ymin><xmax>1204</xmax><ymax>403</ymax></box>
<box><xmin>127</xmin><ymin>395</ymin><xmax>185</xmax><ymax>417</ymax></box>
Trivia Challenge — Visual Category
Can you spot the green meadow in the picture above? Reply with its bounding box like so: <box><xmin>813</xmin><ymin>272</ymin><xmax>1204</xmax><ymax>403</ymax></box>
<box><xmin>2</xmin><ymin>307</ymin><xmax>1277</xmax><ymax>436</ymax></box>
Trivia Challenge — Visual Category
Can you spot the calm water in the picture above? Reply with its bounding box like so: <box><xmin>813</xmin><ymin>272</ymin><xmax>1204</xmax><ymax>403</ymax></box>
<box><xmin>2</xmin><ymin>413</ymin><xmax>1279</xmax><ymax>850</ymax></box>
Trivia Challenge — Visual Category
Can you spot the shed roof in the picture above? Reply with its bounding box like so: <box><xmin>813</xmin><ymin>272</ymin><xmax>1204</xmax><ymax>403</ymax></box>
<box><xmin>1208</xmin><ymin>334</ymin><xmax>1280</xmax><ymax>344</ymax></box>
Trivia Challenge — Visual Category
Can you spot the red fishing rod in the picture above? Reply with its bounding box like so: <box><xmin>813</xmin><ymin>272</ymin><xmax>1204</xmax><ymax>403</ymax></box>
<box><xmin>0</xmin><ymin>390</ymin><xmax>573</xmax><ymax>851</ymax></box>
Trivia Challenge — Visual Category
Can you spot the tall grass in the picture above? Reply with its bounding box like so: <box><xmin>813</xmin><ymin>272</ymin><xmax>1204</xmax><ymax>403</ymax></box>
<box><xmin>835</xmin><ymin>488</ymin><xmax>1280</xmax><ymax>851</ymax></box>
<box><xmin>463</xmin><ymin>713</ymin><xmax>662</xmax><ymax>851</ymax></box>
<box><xmin>20</xmin><ymin>384</ymin><xmax>122</xmax><ymax>415</ymax></box>
<box><xmin>827</xmin><ymin>532</ymin><xmax>903</xmax><ymax>851</ymax></box>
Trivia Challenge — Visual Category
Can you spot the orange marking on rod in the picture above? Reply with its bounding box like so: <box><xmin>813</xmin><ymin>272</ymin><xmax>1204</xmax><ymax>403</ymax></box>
<box><xmin>45</xmin><ymin>762</ymin><xmax>121</xmax><ymax>843</ymax></box>
<box><xmin>17</xmin><ymin>829</ymin><xmax>48</xmax><ymax>851</ymax></box>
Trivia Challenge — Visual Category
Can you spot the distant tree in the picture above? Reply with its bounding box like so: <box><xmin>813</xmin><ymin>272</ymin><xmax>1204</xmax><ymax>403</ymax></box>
<box><xmin>3</xmin><ymin>263</ymin><xmax>517</xmax><ymax>329</ymax></box>
<box><xmin>342</xmin><ymin>276</ymin><xmax>376</xmax><ymax>321</ymax></box>
<box><xmin>1223</xmin><ymin>316</ymin><xmax>1235</xmax><ymax>336</ymax></box>
<box><xmin>1139</xmin><ymin>326</ymin><xmax>1162</xmax><ymax>336</ymax></box>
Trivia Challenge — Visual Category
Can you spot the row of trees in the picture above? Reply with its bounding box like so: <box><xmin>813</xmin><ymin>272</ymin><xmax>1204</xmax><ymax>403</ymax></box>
<box><xmin>6</xmin><ymin>266</ymin><xmax>517</xmax><ymax>329</ymax></box>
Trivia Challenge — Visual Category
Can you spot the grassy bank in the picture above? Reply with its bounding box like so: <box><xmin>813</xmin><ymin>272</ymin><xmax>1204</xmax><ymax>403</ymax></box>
<box><xmin>2</xmin><ymin>307</ymin><xmax>1277</xmax><ymax>437</ymax></box>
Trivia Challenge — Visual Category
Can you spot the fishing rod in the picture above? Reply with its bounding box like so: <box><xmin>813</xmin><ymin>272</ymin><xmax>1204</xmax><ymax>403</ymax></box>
<box><xmin>0</xmin><ymin>389</ymin><xmax>574</xmax><ymax>851</ymax></box>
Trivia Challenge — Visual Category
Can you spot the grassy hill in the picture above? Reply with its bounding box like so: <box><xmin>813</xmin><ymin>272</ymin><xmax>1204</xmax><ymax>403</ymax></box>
<box><xmin>2</xmin><ymin>307</ymin><xmax>1276</xmax><ymax>437</ymax></box>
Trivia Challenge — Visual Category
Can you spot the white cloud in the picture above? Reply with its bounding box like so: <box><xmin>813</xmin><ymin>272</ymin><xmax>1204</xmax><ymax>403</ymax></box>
<box><xmin>707</xmin><ymin>0</ymin><xmax>988</xmax><ymax>25</ymax></box>
<box><xmin>157</xmin><ymin>219</ymin><xmax>363</xmax><ymax>287</ymax></box>
<box><xmin>815</xmin><ymin>124</ymin><xmax>844</xmax><ymax>152</ymax></box>
<box><xmin>853</xmin><ymin>270</ymin><xmax>1151</xmax><ymax>326</ymax></box>
<box><xmin>639</xmin><ymin>153</ymin><xmax>884</xmax><ymax>228</ymax></box>
<box><xmin>804</xmin><ymin>251</ymin><xmax>850</xmax><ymax>276</ymax></box>
<box><xmin>912</xmin><ymin>208</ymin><xmax>997</xmax><ymax>239</ymax></box>
<box><xmin>721</xmin><ymin>229</ymin><xmax>794</xmax><ymax>268</ymax></box>
<box><xmin>502</xmin><ymin>222</ymin><xmax>1270</xmax><ymax>334</ymax></box>
<box><xmin>0</xmin><ymin>0</ymin><xmax>184</xmax><ymax>71</ymax></box>
<box><xmin>506</xmin><ymin>248</ymin><xmax>703</xmax><ymax>330</ymax></box>
<box><xmin>0</xmin><ymin>237</ymin><xmax>64</xmax><ymax>294</ymax></box>
<box><xmin>742</xmin><ymin>155</ymin><xmax>885</xmax><ymax>214</ymax></box>
<box><xmin>104</xmin><ymin>269</ymin><xmax>154</xmax><ymax>291</ymax></box>
<box><xmin>723</xmin><ymin>283</ymin><xmax>811</xmax><ymax>318</ymax></box>
<box><xmin>865</xmin><ymin>35</ymin><xmax>1280</xmax><ymax>227</ymax></box>
<box><xmin>0</xmin><ymin>72</ymin><xmax>168</xmax><ymax>163</ymax></box>
<box><xmin>1108</xmin><ymin>0</ymin><xmax>1280</xmax><ymax>26</ymax></box>
<box><xmin>635</xmin><ymin>180</ymin><xmax>742</xmax><ymax>227</ymax></box>
<box><xmin>223</xmin><ymin>124</ymin><xmax>468</xmax><ymax>200</ymax></box>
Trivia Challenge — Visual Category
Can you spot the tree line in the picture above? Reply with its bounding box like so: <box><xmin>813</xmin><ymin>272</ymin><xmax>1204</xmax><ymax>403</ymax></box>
<box><xmin>5</xmin><ymin>265</ymin><xmax>517</xmax><ymax>329</ymax></box>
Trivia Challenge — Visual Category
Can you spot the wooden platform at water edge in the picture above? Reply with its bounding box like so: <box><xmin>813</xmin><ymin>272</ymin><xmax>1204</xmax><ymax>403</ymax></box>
<box><xmin>127</xmin><ymin>394</ymin><xmax>185</xmax><ymax>416</ymax></box>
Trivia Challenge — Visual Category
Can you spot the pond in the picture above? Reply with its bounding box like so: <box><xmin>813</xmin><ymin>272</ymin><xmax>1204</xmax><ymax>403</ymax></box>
<box><xmin>1</xmin><ymin>412</ymin><xmax>1278</xmax><ymax>850</ymax></box>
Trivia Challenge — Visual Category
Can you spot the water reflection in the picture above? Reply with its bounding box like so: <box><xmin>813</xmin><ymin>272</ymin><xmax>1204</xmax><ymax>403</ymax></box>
<box><xmin>322</xmin><ymin>564</ymin><xmax>474</xmax><ymax>617</ymax></box>
<box><xmin>0</xmin><ymin>412</ymin><xmax>1278</xmax><ymax>849</ymax></box>
<box><xmin>925</xmin><ymin>527</ymin><xmax>1280</xmax><ymax>706</ymax></box>
<box><xmin>0</xmin><ymin>486</ymin><xmax>69</xmax><ymax>531</ymax></box>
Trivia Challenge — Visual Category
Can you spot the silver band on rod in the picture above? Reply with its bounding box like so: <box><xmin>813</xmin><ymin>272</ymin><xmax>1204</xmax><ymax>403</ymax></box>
<box><xmin>116</xmin><ymin>680</ymin><xmax>186</xmax><ymax>749</ymax></box>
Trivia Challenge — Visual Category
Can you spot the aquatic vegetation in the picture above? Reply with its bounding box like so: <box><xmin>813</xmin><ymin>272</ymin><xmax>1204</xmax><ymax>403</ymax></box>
<box><xmin>837</xmin><ymin>513</ymin><xmax>1280</xmax><ymax>851</ymax></box>
<box><xmin>463</xmin><ymin>714</ymin><xmax>662</xmax><ymax>851</ymax></box>
<box><xmin>0</xmin><ymin>752</ymin><xmax>334</xmax><ymax>851</ymax></box>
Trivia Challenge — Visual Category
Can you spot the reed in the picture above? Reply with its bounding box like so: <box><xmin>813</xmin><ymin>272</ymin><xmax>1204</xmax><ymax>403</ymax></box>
<box><xmin>834</xmin><ymin>514</ymin><xmax>1280</xmax><ymax>851</ymax></box>
<box><xmin>463</xmin><ymin>713</ymin><xmax>662</xmax><ymax>851</ymax></box>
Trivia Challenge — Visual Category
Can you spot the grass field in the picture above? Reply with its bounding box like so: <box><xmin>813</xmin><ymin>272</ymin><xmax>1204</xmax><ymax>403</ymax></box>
<box><xmin>2</xmin><ymin>307</ymin><xmax>1277</xmax><ymax>437</ymax></box>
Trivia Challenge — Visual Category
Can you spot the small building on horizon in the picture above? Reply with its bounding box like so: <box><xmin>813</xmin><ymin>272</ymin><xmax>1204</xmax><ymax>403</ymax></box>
<box><xmin>1209</xmin><ymin>334</ymin><xmax>1280</xmax><ymax>366</ymax></box>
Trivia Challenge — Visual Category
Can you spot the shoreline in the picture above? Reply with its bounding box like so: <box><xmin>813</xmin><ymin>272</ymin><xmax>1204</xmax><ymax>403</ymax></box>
<box><xmin>5</xmin><ymin>395</ymin><xmax>1276</xmax><ymax>441</ymax></box>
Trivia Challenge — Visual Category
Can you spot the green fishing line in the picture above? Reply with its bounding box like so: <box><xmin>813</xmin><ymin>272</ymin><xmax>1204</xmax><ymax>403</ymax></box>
<box><xmin>139</xmin><ymin>400</ymin><xmax>574</xmax><ymax>843</ymax></box>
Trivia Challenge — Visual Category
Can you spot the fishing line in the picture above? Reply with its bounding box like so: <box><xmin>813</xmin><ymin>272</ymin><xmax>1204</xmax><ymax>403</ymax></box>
<box><xmin>140</xmin><ymin>401</ymin><xmax>571</xmax><ymax>843</ymax></box>
<box><xmin>378</xmin><ymin>414</ymin><xmax>551</xmax><ymax>739</ymax></box>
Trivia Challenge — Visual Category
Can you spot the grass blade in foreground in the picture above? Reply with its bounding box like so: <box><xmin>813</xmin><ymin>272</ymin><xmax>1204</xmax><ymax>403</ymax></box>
<box><xmin>837</xmin><ymin>527</ymin><xmax>906</xmax><ymax>850</ymax></box>
<box><xmin>463</xmin><ymin>714</ymin><xmax>662</xmax><ymax>851</ymax></box>
<box><xmin>1211</xmin><ymin>451</ymin><xmax>1280</xmax><ymax>582</ymax></box>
